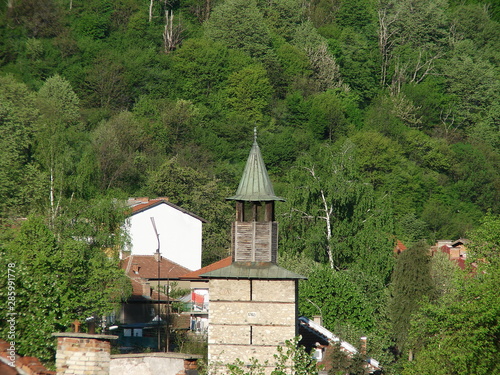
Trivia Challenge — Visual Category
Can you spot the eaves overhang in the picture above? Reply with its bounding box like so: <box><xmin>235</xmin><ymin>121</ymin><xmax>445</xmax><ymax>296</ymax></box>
<box><xmin>199</xmin><ymin>262</ymin><xmax>306</xmax><ymax>280</ymax></box>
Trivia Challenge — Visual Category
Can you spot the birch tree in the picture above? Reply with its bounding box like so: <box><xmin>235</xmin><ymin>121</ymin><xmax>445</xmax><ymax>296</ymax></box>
<box><xmin>163</xmin><ymin>10</ymin><xmax>184</xmax><ymax>53</ymax></box>
<box><xmin>35</xmin><ymin>75</ymin><xmax>82</xmax><ymax>226</ymax></box>
<box><xmin>279</xmin><ymin>140</ymin><xmax>394</xmax><ymax>281</ymax></box>
<box><xmin>377</xmin><ymin>0</ymin><xmax>449</xmax><ymax>91</ymax></box>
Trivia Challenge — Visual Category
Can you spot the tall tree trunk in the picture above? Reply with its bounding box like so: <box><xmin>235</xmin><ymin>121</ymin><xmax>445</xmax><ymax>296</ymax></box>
<box><xmin>149</xmin><ymin>0</ymin><xmax>154</xmax><ymax>22</ymax></box>
<box><xmin>378</xmin><ymin>6</ymin><xmax>400</xmax><ymax>87</ymax></box>
<box><xmin>305</xmin><ymin>166</ymin><xmax>335</xmax><ymax>269</ymax></box>
<box><xmin>320</xmin><ymin>188</ymin><xmax>335</xmax><ymax>270</ymax></box>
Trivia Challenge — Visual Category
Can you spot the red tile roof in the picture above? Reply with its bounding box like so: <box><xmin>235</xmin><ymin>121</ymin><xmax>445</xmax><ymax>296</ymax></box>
<box><xmin>454</xmin><ymin>257</ymin><xmax>466</xmax><ymax>270</ymax></box>
<box><xmin>0</xmin><ymin>340</ymin><xmax>55</xmax><ymax>375</ymax></box>
<box><xmin>128</xmin><ymin>197</ymin><xmax>169</xmax><ymax>214</ymax></box>
<box><xmin>127</xmin><ymin>197</ymin><xmax>206</xmax><ymax>222</ymax></box>
<box><xmin>0</xmin><ymin>362</ymin><xmax>18</xmax><ymax>375</ymax></box>
<box><xmin>179</xmin><ymin>256</ymin><xmax>232</xmax><ymax>279</ymax></box>
<box><xmin>128</xmin><ymin>278</ymin><xmax>173</xmax><ymax>302</ymax></box>
<box><xmin>394</xmin><ymin>240</ymin><xmax>407</xmax><ymax>254</ymax></box>
<box><xmin>121</xmin><ymin>255</ymin><xmax>191</xmax><ymax>279</ymax></box>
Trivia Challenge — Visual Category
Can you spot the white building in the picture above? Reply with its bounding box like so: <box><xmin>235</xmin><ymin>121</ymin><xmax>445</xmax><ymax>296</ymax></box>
<box><xmin>123</xmin><ymin>197</ymin><xmax>205</xmax><ymax>271</ymax></box>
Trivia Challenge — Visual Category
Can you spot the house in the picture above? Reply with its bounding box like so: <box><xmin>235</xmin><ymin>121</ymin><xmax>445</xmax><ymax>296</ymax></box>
<box><xmin>120</xmin><ymin>254</ymin><xmax>192</xmax><ymax>324</ymax></box>
<box><xmin>116</xmin><ymin>254</ymin><xmax>192</xmax><ymax>351</ymax></box>
<box><xmin>430</xmin><ymin>239</ymin><xmax>468</xmax><ymax>269</ymax></box>
<box><xmin>178</xmin><ymin>256</ymin><xmax>233</xmax><ymax>334</ymax></box>
<box><xmin>298</xmin><ymin>316</ymin><xmax>381</xmax><ymax>374</ymax></box>
<box><xmin>123</xmin><ymin>197</ymin><xmax>206</xmax><ymax>271</ymax></box>
<box><xmin>199</xmin><ymin>131</ymin><xmax>306</xmax><ymax>372</ymax></box>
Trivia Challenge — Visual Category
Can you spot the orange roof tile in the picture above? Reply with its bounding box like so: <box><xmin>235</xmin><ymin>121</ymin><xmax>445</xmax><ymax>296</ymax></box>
<box><xmin>121</xmin><ymin>255</ymin><xmax>191</xmax><ymax>279</ymax></box>
<box><xmin>0</xmin><ymin>340</ymin><xmax>55</xmax><ymax>375</ymax></box>
<box><xmin>394</xmin><ymin>240</ymin><xmax>407</xmax><ymax>254</ymax></box>
<box><xmin>179</xmin><ymin>257</ymin><xmax>232</xmax><ymax>279</ymax></box>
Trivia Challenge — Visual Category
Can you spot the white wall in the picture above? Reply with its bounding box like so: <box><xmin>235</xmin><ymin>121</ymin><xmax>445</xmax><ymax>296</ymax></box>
<box><xmin>110</xmin><ymin>353</ymin><xmax>200</xmax><ymax>375</ymax></box>
<box><xmin>125</xmin><ymin>203</ymin><xmax>202</xmax><ymax>271</ymax></box>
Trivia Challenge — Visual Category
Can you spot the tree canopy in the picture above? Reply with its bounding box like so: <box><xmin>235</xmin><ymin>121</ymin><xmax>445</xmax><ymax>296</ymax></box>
<box><xmin>0</xmin><ymin>0</ymin><xmax>498</xmax><ymax>370</ymax></box>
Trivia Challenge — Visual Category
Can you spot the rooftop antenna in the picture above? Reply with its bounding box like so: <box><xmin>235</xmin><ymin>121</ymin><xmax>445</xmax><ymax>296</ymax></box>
<box><xmin>150</xmin><ymin>217</ymin><xmax>161</xmax><ymax>351</ymax></box>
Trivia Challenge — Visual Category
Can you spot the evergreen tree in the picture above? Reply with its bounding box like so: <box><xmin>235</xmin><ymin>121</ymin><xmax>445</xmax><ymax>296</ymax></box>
<box><xmin>388</xmin><ymin>240</ymin><xmax>435</xmax><ymax>357</ymax></box>
<box><xmin>404</xmin><ymin>215</ymin><xmax>500</xmax><ymax>374</ymax></box>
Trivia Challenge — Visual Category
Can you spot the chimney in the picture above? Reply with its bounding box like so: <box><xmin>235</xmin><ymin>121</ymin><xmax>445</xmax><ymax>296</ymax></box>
<box><xmin>360</xmin><ymin>337</ymin><xmax>367</xmax><ymax>356</ymax></box>
<box><xmin>142</xmin><ymin>282</ymin><xmax>151</xmax><ymax>297</ymax></box>
<box><xmin>71</xmin><ymin>320</ymin><xmax>81</xmax><ymax>333</ymax></box>
<box><xmin>53</xmin><ymin>332</ymin><xmax>117</xmax><ymax>375</ymax></box>
<box><xmin>154</xmin><ymin>252</ymin><xmax>161</xmax><ymax>262</ymax></box>
<box><xmin>313</xmin><ymin>315</ymin><xmax>323</xmax><ymax>326</ymax></box>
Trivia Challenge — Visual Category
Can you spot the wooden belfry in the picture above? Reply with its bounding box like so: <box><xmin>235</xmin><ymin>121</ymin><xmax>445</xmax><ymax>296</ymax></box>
<box><xmin>227</xmin><ymin>129</ymin><xmax>284</xmax><ymax>264</ymax></box>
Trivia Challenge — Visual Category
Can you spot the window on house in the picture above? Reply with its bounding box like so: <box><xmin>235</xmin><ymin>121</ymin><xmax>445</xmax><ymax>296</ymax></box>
<box><xmin>313</xmin><ymin>348</ymin><xmax>323</xmax><ymax>361</ymax></box>
<box><xmin>133</xmin><ymin>329</ymin><xmax>143</xmax><ymax>337</ymax></box>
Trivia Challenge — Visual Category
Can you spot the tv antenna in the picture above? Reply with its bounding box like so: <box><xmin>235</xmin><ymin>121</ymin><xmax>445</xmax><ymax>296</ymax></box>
<box><xmin>150</xmin><ymin>217</ymin><xmax>161</xmax><ymax>351</ymax></box>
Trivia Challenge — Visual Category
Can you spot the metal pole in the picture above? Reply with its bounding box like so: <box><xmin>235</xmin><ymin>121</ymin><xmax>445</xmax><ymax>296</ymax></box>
<box><xmin>166</xmin><ymin>276</ymin><xmax>170</xmax><ymax>352</ymax></box>
<box><xmin>150</xmin><ymin>217</ymin><xmax>161</xmax><ymax>351</ymax></box>
<box><xmin>157</xmin><ymin>248</ymin><xmax>161</xmax><ymax>351</ymax></box>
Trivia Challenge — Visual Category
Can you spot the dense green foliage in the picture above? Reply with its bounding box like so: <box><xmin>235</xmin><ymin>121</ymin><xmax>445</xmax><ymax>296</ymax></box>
<box><xmin>0</xmin><ymin>0</ymin><xmax>499</xmax><ymax>371</ymax></box>
<box><xmin>0</xmin><ymin>208</ymin><xmax>131</xmax><ymax>364</ymax></box>
<box><xmin>388</xmin><ymin>241</ymin><xmax>435</xmax><ymax>354</ymax></box>
<box><xmin>403</xmin><ymin>215</ymin><xmax>500</xmax><ymax>374</ymax></box>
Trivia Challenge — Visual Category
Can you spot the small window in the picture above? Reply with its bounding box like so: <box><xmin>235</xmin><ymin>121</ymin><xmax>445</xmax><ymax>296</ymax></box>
<box><xmin>123</xmin><ymin>329</ymin><xmax>132</xmax><ymax>337</ymax></box>
<box><xmin>313</xmin><ymin>348</ymin><xmax>323</xmax><ymax>361</ymax></box>
<box><xmin>133</xmin><ymin>329</ymin><xmax>143</xmax><ymax>337</ymax></box>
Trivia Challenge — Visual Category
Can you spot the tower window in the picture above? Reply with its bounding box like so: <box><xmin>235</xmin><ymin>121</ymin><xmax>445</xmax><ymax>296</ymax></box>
<box><xmin>242</xmin><ymin>202</ymin><xmax>265</xmax><ymax>222</ymax></box>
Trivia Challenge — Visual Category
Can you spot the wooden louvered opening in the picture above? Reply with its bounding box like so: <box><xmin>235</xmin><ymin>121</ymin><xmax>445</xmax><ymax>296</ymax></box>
<box><xmin>232</xmin><ymin>221</ymin><xmax>278</xmax><ymax>263</ymax></box>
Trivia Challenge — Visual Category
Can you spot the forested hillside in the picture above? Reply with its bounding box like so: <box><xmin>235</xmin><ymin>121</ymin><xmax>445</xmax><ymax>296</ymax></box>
<box><xmin>0</xmin><ymin>0</ymin><xmax>499</xmax><ymax>372</ymax></box>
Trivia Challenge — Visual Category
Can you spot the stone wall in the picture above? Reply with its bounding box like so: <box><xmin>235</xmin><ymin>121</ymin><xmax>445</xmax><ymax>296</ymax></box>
<box><xmin>207</xmin><ymin>278</ymin><xmax>298</xmax><ymax>370</ymax></box>
<box><xmin>110</xmin><ymin>352</ymin><xmax>201</xmax><ymax>375</ymax></box>
<box><xmin>52</xmin><ymin>333</ymin><xmax>117</xmax><ymax>375</ymax></box>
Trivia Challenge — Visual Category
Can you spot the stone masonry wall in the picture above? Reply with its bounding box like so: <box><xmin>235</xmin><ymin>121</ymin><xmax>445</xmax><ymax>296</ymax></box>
<box><xmin>110</xmin><ymin>352</ymin><xmax>201</xmax><ymax>375</ymax></box>
<box><xmin>208</xmin><ymin>279</ymin><xmax>298</xmax><ymax>370</ymax></box>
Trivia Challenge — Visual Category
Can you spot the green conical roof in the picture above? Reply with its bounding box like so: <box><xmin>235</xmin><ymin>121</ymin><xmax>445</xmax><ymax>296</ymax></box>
<box><xmin>227</xmin><ymin>131</ymin><xmax>284</xmax><ymax>202</ymax></box>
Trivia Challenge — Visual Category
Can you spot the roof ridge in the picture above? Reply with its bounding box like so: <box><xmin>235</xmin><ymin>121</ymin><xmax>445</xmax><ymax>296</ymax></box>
<box><xmin>124</xmin><ymin>255</ymin><xmax>134</xmax><ymax>276</ymax></box>
<box><xmin>129</xmin><ymin>199</ymin><xmax>207</xmax><ymax>222</ymax></box>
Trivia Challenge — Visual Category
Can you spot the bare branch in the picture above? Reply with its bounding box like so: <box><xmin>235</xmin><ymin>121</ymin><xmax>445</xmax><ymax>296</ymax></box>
<box><xmin>163</xmin><ymin>10</ymin><xmax>185</xmax><ymax>53</ymax></box>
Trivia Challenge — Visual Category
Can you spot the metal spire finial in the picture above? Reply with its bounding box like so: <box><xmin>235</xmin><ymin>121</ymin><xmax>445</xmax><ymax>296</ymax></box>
<box><xmin>227</xmin><ymin>128</ymin><xmax>284</xmax><ymax>202</ymax></box>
